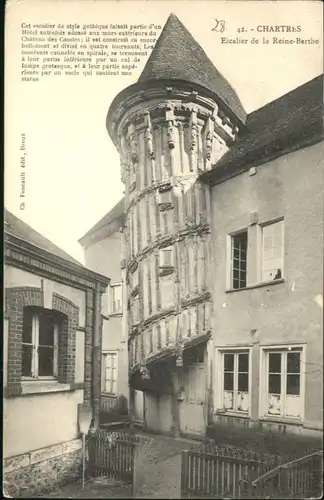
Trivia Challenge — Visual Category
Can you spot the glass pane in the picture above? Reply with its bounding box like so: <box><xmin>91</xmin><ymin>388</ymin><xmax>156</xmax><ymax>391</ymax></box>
<box><xmin>224</xmin><ymin>353</ymin><xmax>234</xmax><ymax>371</ymax></box>
<box><xmin>268</xmin><ymin>394</ymin><xmax>281</xmax><ymax>415</ymax></box>
<box><xmin>241</xmin><ymin>249</ymin><xmax>247</xmax><ymax>259</ymax></box>
<box><xmin>39</xmin><ymin>311</ymin><xmax>54</xmax><ymax>345</ymax></box>
<box><xmin>240</xmin><ymin>271</ymin><xmax>246</xmax><ymax>284</ymax></box>
<box><xmin>269</xmin><ymin>353</ymin><xmax>281</xmax><ymax>373</ymax></box>
<box><xmin>233</xmin><ymin>259</ymin><xmax>239</xmax><ymax>270</ymax></box>
<box><xmin>233</xmin><ymin>248</ymin><xmax>239</xmax><ymax>259</ymax></box>
<box><xmin>224</xmin><ymin>372</ymin><xmax>234</xmax><ymax>391</ymax></box>
<box><xmin>239</xmin><ymin>353</ymin><xmax>249</xmax><ymax>372</ymax></box>
<box><xmin>38</xmin><ymin>346</ymin><xmax>54</xmax><ymax>376</ymax></box>
<box><xmin>263</xmin><ymin>249</ymin><xmax>273</xmax><ymax>262</ymax></box>
<box><xmin>286</xmin><ymin>374</ymin><xmax>300</xmax><ymax>395</ymax></box>
<box><xmin>105</xmin><ymin>378</ymin><xmax>112</xmax><ymax>392</ymax></box>
<box><xmin>287</xmin><ymin>352</ymin><xmax>300</xmax><ymax>374</ymax></box>
<box><xmin>233</xmin><ymin>269</ymin><xmax>239</xmax><ymax>280</ymax></box>
<box><xmin>269</xmin><ymin>374</ymin><xmax>281</xmax><ymax>394</ymax></box>
<box><xmin>22</xmin><ymin>309</ymin><xmax>33</xmax><ymax>343</ymax></box>
<box><xmin>263</xmin><ymin>236</ymin><xmax>273</xmax><ymax>251</ymax></box>
<box><xmin>105</xmin><ymin>356</ymin><xmax>111</xmax><ymax>369</ymax></box>
<box><xmin>274</xmin><ymin>235</ymin><xmax>283</xmax><ymax>253</ymax></box>
<box><xmin>224</xmin><ymin>391</ymin><xmax>233</xmax><ymax>410</ymax></box>
<box><xmin>22</xmin><ymin>344</ymin><xmax>32</xmax><ymax>376</ymax></box>
<box><xmin>233</xmin><ymin>279</ymin><xmax>239</xmax><ymax>289</ymax></box>
<box><xmin>238</xmin><ymin>373</ymin><xmax>249</xmax><ymax>392</ymax></box>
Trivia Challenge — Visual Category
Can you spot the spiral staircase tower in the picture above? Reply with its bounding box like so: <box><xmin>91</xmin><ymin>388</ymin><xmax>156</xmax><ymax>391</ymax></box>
<box><xmin>107</xmin><ymin>13</ymin><xmax>246</xmax><ymax>434</ymax></box>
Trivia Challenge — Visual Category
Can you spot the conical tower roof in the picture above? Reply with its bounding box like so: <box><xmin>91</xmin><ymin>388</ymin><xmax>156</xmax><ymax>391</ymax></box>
<box><xmin>138</xmin><ymin>13</ymin><xmax>246</xmax><ymax>122</ymax></box>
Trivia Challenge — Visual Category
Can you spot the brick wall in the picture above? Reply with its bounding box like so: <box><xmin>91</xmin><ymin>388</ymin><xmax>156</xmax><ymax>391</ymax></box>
<box><xmin>52</xmin><ymin>293</ymin><xmax>79</xmax><ymax>385</ymax></box>
<box><xmin>5</xmin><ymin>287</ymin><xmax>80</xmax><ymax>395</ymax></box>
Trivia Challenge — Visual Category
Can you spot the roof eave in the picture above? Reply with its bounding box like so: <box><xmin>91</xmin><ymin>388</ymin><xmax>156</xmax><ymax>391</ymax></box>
<box><xmin>78</xmin><ymin>213</ymin><xmax>125</xmax><ymax>249</ymax></box>
<box><xmin>4</xmin><ymin>232</ymin><xmax>110</xmax><ymax>288</ymax></box>
<box><xmin>107</xmin><ymin>78</ymin><xmax>247</xmax><ymax>145</ymax></box>
<box><xmin>200</xmin><ymin>122</ymin><xmax>324</xmax><ymax>187</ymax></box>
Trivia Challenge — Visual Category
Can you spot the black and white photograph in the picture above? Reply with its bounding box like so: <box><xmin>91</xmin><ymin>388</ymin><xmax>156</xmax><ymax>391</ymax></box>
<box><xmin>3</xmin><ymin>0</ymin><xmax>323</xmax><ymax>498</ymax></box>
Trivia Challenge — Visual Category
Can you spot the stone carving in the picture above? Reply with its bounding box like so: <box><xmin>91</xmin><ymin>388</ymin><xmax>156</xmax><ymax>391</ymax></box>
<box><xmin>140</xmin><ymin>363</ymin><xmax>151</xmax><ymax>380</ymax></box>
<box><xmin>167</xmin><ymin>121</ymin><xmax>175</xmax><ymax>149</ymax></box>
<box><xmin>189</xmin><ymin>110</ymin><xmax>199</xmax><ymax>155</ymax></box>
<box><xmin>166</xmin><ymin>103</ymin><xmax>176</xmax><ymax>149</ymax></box>
<box><xmin>176</xmin><ymin>341</ymin><xmax>184</xmax><ymax>368</ymax></box>
<box><xmin>119</xmin><ymin>134</ymin><xmax>128</xmax><ymax>183</ymax></box>
<box><xmin>144</xmin><ymin>112</ymin><xmax>155</xmax><ymax>160</ymax></box>
<box><xmin>129</xmin><ymin>132</ymin><xmax>139</xmax><ymax>164</ymax></box>
<box><xmin>205</xmin><ymin>131</ymin><xmax>213</xmax><ymax>161</ymax></box>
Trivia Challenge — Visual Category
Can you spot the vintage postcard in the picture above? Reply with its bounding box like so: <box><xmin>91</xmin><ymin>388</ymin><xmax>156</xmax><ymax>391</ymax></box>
<box><xmin>3</xmin><ymin>0</ymin><xmax>323</xmax><ymax>498</ymax></box>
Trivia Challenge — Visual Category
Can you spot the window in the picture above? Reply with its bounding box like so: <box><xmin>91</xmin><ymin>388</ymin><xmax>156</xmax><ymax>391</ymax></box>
<box><xmin>110</xmin><ymin>283</ymin><xmax>122</xmax><ymax>314</ymax></box>
<box><xmin>231</xmin><ymin>231</ymin><xmax>248</xmax><ymax>289</ymax></box>
<box><xmin>132</xmin><ymin>295</ymin><xmax>140</xmax><ymax>325</ymax></box>
<box><xmin>22</xmin><ymin>307</ymin><xmax>59</xmax><ymax>379</ymax></box>
<box><xmin>102</xmin><ymin>352</ymin><xmax>117</xmax><ymax>394</ymax></box>
<box><xmin>222</xmin><ymin>351</ymin><xmax>250</xmax><ymax>413</ymax></box>
<box><xmin>157</xmin><ymin>189</ymin><xmax>172</xmax><ymax>206</ymax></box>
<box><xmin>132</xmin><ymin>270</ymin><xmax>139</xmax><ymax>293</ymax></box>
<box><xmin>159</xmin><ymin>247</ymin><xmax>174</xmax><ymax>268</ymax></box>
<box><xmin>263</xmin><ymin>347</ymin><xmax>303</xmax><ymax>420</ymax></box>
<box><xmin>261</xmin><ymin>220</ymin><xmax>284</xmax><ymax>282</ymax></box>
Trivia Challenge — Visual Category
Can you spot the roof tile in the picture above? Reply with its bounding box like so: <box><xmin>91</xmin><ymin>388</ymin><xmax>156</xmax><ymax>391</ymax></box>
<box><xmin>138</xmin><ymin>13</ymin><xmax>246</xmax><ymax>122</ymax></box>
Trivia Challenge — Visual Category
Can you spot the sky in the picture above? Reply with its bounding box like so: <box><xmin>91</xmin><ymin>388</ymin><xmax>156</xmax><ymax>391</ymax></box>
<box><xmin>5</xmin><ymin>0</ymin><xmax>323</xmax><ymax>264</ymax></box>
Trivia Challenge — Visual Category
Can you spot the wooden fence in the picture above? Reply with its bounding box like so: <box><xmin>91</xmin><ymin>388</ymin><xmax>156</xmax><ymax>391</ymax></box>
<box><xmin>87</xmin><ymin>429</ymin><xmax>139</xmax><ymax>484</ymax></box>
<box><xmin>181</xmin><ymin>443</ymin><xmax>323</xmax><ymax>499</ymax></box>
<box><xmin>181</xmin><ymin>445</ymin><xmax>270</xmax><ymax>499</ymax></box>
<box><xmin>250</xmin><ymin>449</ymin><xmax>323</xmax><ymax>499</ymax></box>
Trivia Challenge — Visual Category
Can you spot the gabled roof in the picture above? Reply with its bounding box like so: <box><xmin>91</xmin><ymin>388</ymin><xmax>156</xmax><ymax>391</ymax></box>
<box><xmin>78</xmin><ymin>198</ymin><xmax>125</xmax><ymax>246</ymax></box>
<box><xmin>246</xmin><ymin>74</ymin><xmax>323</xmax><ymax>134</ymax></box>
<box><xmin>4</xmin><ymin>208</ymin><xmax>82</xmax><ymax>265</ymax></box>
<box><xmin>201</xmin><ymin>74</ymin><xmax>324</xmax><ymax>184</ymax></box>
<box><xmin>138</xmin><ymin>13</ymin><xmax>246</xmax><ymax>123</ymax></box>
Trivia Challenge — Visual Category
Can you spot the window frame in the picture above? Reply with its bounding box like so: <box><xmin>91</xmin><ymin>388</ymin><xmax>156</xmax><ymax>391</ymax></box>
<box><xmin>229</xmin><ymin>229</ymin><xmax>248</xmax><ymax>290</ymax></box>
<box><xmin>109</xmin><ymin>282</ymin><xmax>122</xmax><ymax>316</ymax></box>
<box><xmin>157</xmin><ymin>188</ymin><xmax>173</xmax><ymax>207</ymax></box>
<box><xmin>260</xmin><ymin>218</ymin><xmax>284</xmax><ymax>283</ymax></box>
<box><xmin>132</xmin><ymin>295</ymin><xmax>141</xmax><ymax>326</ymax></box>
<box><xmin>215</xmin><ymin>346</ymin><xmax>252</xmax><ymax>417</ymax></box>
<box><xmin>259</xmin><ymin>344</ymin><xmax>305</xmax><ymax>423</ymax></box>
<box><xmin>102</xmin><ymin>350</ymin><xmax>118</xmax><ymax>395</ymax></box>
<box><xmin>21</xmin><ymin>309</ymin><xmax>59</xmax><ymax>381</ymax></box>
<box><xmin>159</xmin><ymin>247</ymin><xmax>174</xmax><ymax>269</ymax></box>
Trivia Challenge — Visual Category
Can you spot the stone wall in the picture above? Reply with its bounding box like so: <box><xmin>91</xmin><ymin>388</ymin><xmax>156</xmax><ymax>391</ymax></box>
<box><xmin>3</xmin><ymin>438</ymin><xmax>82</xmax><ymax>498</ymax></box>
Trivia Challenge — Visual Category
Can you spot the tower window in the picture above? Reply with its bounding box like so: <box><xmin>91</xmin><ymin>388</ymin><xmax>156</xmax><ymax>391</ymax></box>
<box><xmin>159</xmin><ymin>247</ymin><xmax>174</xmax><ymax>268</ymax></box>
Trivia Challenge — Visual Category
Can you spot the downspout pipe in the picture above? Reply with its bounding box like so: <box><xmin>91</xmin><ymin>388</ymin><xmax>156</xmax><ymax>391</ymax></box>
<box><xmin>92</xmin><ymin>281</ymin><xmax>102</xmax><ymax>429</ymax></box>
